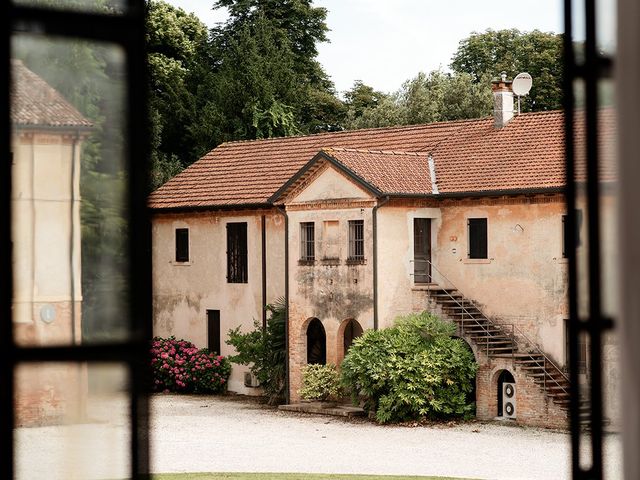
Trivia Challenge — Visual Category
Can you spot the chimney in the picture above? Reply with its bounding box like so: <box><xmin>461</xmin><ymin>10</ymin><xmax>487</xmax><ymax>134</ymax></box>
<box><xmin>492</xmin><ymin>72</ymin><xmax>514</xmax><ymax>128</ymax></box>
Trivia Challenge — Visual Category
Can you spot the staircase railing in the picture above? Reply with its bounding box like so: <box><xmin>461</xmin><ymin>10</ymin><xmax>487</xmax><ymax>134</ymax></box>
<box><xmin>423</xmin><ymin>259</ymin><xmax>570</xmax><ymax>399</ymax></box>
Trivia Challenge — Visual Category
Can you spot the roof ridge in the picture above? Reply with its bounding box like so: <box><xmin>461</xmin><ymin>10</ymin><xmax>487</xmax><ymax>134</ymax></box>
<box><xmin>324</xmin><ymin>147</ymin><xmax>429</xmax><ymax>156</ymax></box>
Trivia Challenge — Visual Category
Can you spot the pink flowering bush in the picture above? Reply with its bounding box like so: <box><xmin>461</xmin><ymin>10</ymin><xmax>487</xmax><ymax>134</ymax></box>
<box><xmin>150</xmin><ymin>336</ymin><xmax>231</xmax><ymax>393</ymax></box>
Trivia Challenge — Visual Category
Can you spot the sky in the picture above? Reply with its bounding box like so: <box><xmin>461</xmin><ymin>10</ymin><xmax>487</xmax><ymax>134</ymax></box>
<box><xmin>164</xmin><ymin>0</ymin><xmax>563</xmax><ymax>95</ymax></box>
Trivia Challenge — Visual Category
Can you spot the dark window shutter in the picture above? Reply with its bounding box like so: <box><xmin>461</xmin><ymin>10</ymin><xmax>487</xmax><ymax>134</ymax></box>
<box><xmin>175</xmin><ymin>228</ymin><xmax>189</xmax><ymax>262</ymax></box>
<box><xmin>468</xmin><ymin>218</ymin><xmax>488</xmax><ymax>259</ymax></box>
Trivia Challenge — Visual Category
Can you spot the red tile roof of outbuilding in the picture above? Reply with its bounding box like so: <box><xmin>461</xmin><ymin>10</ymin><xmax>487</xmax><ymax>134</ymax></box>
<box><xmin>11</xmin><ymin>59</ymin><xmax>92</xmax><ymax>129</ymax></box>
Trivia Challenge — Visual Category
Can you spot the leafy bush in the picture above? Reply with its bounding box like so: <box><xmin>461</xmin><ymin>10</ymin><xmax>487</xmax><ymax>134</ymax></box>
<box><xmin>150</xmin><ymin>336</ymin><xmax>231</xmax><ymax>393</ymax></box>
<box><xmin>340</xmin><ymin>312</ymin><xmax>477</xmax><ymax>423</ymax></box>
<box><xmin>299</xmin><ymin>364</ymin><xmax>340</xmax><ymax>401</ymax></box>
<box><xmin>226</xmin><ymin>298</ymin><xmax>286</xmax><ymax>405</ymax></box>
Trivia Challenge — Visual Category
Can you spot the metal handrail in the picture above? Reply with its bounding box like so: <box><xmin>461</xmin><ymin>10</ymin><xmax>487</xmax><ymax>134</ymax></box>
<box><xmin>423</xmin><ymin>259</ymin><xmax>570</xmax><ymax>396</ymax></box>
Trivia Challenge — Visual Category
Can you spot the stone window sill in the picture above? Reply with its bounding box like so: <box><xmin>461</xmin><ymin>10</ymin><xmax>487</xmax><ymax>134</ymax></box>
<box><xmin>462</xmin><ymin>258</ymin><xmax>492</xmax><ymax>264</ymax></box>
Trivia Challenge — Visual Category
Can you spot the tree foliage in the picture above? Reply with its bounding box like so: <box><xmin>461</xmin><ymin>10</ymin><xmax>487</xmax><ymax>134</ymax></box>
<box><xmin>226</xmin><ymin>298</ymin><xmax>287</xmax><ymax>405</ymax></box>
<box><xmin>341</xmin><ymin>312</ymin><xmax>477</xmax><ymax>423</ymax></box>
<box><xmin>451</xmin><ymin>28</ymin><xmax>563</xmax><ymax>111</ymax></box>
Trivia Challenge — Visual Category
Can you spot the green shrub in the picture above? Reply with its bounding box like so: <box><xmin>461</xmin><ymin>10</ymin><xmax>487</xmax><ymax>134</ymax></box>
<box><xmin>299</xmin><ymin>364</ymin><xmax>340</xmax><ymax>401</ymax></box>
<box><xmin>340</xmin><ymin>311</ymin><xmax>477</xmax><ymax>423</ymax></box>
<box><xmin>226</xmin><ymin>298</ymin><xmax>286</xmax><ymax>405</ymax></box>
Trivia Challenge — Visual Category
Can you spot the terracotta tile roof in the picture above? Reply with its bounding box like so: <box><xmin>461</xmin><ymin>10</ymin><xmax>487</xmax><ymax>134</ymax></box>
<box><xmin>321</xmin><ymin>148</ymin><xmax>434</xmax><ymax>195</ymax></box>
<box><xmin>148</xmin><ymin>120</ymin><xmax>465</xmax><ymax>209</ymax></box>
<box><xmin>148</xmin><ymin>109</ymin><xmax>615</xmax><ymax>210</ymax></box>
<box><xmin>11</xmin><ymin>59</ymin><xmax>92</xmax><ymax>128</ymax></box>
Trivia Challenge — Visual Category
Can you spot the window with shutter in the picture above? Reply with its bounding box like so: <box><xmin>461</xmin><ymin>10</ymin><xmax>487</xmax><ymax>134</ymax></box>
<box><xmin>468</xmin><ymin>218</ymin><xmax>488</xmax><ymax>259</ymax></box>
<box><xmin>227</xmin><ymin>222</ymin><xmax>248</xmax><ymax>283</ymax></box>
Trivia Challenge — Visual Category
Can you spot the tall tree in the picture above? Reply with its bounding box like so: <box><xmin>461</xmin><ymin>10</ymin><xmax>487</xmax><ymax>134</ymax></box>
<box><xmin>450</xmin><ymin>29</ymin><xmax>563</xmax><ymax>111</ymax></box>
<box><xmin>344</xmin><ymin>70</ymin><xmax>493</xmax><ymax>130</ymax></box>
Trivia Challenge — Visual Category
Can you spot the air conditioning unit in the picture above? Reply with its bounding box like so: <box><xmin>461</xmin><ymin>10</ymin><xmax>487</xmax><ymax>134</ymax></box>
<box><xmin>502</xmin><ymin>382</ymin><xmax>517</xmax><ymax>419</ymax></box>
<box><xmin>244</xmin><ymin>372</ymin><xmax>260</xmax><ymax>388</ymax></box>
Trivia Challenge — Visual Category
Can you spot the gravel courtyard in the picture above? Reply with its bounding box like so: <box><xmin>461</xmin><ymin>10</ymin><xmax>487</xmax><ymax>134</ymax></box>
<box><xmin>16</xmin><ymin>393</ymin><xmax>623</xmax><ymax>480</ymax></box>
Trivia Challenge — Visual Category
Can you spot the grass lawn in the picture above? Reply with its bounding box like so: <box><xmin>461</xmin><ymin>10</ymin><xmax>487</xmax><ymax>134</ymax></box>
<box><xmin>153</xmin><ymin>474</ymin><xmax>477</xmax><ymax>480</ymax></box>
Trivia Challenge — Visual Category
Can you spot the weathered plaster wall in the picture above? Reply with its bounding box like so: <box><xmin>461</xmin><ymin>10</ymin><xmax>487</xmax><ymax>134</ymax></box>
<box><xmin>378</xmin><ymin>196</ymin><xmax>569</xmax><ymax>365</ymax></box>
<box><xmin>12</xmin><ymin>131</ymin><xmax>85</xmax><ymax>426</ymax></box>
<box><xmin>284</xmin><ymin>163</ymin><xmax>375</xmax><ymax>402</ymax></box>
<box><xmin>152</xmin><ymin>209</ymin><xmax>285</xmax><ymax>394</ymax></box>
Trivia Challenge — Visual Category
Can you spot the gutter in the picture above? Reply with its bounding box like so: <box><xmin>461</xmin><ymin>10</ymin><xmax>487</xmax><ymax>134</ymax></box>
<box><xmin>261</xmin><ymin>214</ymin><xmax>267</xmax><ymax>331</ymax></box>
<box><xmin>372</xmin><ymin>195</ymin><xmax>390</xmax><ymax>331</ymax></box>
<box><xmin>275</xmin><ymin>206</ymin><xmax>290</xmax><ymax>403</ymax></box>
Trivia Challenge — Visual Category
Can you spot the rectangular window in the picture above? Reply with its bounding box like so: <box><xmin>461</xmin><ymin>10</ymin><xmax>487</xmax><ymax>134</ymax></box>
<box><xmin>565</xmin><ymin>319</ymin><xmax>588</xmax><ymax>374</ymax></box>
<box><xmin>300</xmin><ymin>222</ymin><xmax>315</xmax><ymax>262</ymax></box>
<box><xmin>468</xmin><ymin>218</ymin><xmax>488</xmax><ymax>259</ymax></box>
<box><xmin>175</xmin><ymin>228</ymin><xmax>189</xmax><ymax>262</ymax></box>
<box><xmin>227</xmin><ymin>222</ymin><xmax>247</xmax><ymax>283</ymax></box>
<box><xmin>207</xmin><ymin>310</ymin><xmax>221</xmax><ymax>355</ymax></box>
<box><xmin>562</xmin><ymin>211</ymin><xmax>583</xmax><ymax>257</ymax></box>
<box><xmin>348</xmin><ymin>220</ymin><xmax>365</xmax><ymax>261</ymax></box>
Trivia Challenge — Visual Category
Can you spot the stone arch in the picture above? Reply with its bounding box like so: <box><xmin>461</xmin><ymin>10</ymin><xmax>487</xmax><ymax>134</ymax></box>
<box><xmin>453</xmin><ymin>336</ymin><xmax>477</xmax><ymax>412</ymax></box>
<box><xmin>493</xmin><ymin>369</ymin><xmax>516</xmax><ymax>417</ymax></box>
<box><xmin>305</xmin><ymin>318</ymin><xmax>326</xmax><ymax>365</ymax></box>
<box><xmin>336</xmin><ymin>318</ymin><xmax>364</xmax><ymax>365</ymax></box>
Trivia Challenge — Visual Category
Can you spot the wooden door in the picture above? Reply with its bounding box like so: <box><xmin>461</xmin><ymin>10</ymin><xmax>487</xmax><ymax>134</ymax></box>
<box><xmin>413</xmin><ymin>218</ymin><xmax>431</xmax><ymax>283</ymax></box>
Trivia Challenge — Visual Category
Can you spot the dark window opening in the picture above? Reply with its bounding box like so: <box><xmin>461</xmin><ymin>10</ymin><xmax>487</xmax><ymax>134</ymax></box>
<box><xmin>413</xmin><ymin>218</ymin><xmax>432</xmax><ymax>283</ymax></box>
<box><xmin>562</xmin><ymin>211</ymin><xmax>583</xmax><ymax>258</ymax></box>
<box><xmin>343</xmin><ymin>319</ymin><xmax>363</xmax><ymax>357</ymax></box>
<box><xmin>348</xmin><ymin>220</ymin><xmax>364</xmax><ymax>261</ymax></box>
<box><xmin>565</xmin><ymin>319</ymin><xmax>588</xmax><ymax>374</ymax></box>
<box><xmin>227</xmin><ymin>222</ymin><xmax>248</xmax><ymax>283</ymax></box>
<box><xmin>207</xmin><ymin>310</ymin><xmax>221</xmax><ymax>355</ymax></box>
<box><xmin>175</xmin><ymin>228</ymin><xmax>189</xmax><ymax>262</ymax></box>
<box><xmin>306</xmin><ymin>318</ymin><xmax>326</xmax><ymax>365</ymax></box>
<box><xmin>468</xmin><ymin>218</ymin><xmax>488</xmax><ymax>259</ymax></box>
<box><xmin>300</xmin><ymin>222</ymin><xmax>315</xmax><ymax>262</ymax></box>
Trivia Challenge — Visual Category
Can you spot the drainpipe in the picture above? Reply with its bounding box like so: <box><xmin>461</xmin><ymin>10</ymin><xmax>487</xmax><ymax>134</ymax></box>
<box><xmin>261</xmin><ymin>214</ymin><xmax>267</xmax><ymax>331</ymax></box>
<box><xmin>276</xmin><ymin>206</ymin><xmax>290</xmax><ymax>403</ymax></box>
<box><xmin>372</xmin><ymin>196</ymin><xmax>390</xmax><ymax>331</ymax></box>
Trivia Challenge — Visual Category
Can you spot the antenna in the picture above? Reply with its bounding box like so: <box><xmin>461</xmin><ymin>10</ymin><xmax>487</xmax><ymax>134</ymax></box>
<box><xmin>512</xmin><ymin>72</ymin><xmax>533</xmax><ymax>114</ymax></box>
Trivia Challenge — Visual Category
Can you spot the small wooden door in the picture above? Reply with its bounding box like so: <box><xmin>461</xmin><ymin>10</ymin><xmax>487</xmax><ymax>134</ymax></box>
<box><xmin>413</xmin><ymin>218</ymin><xmax>432</xmax><ymax>283</ymax></box>
<box><xmin>207</xmin><ymin>310</ymin><xmax>221</xmax><ymax>354</ymax></box>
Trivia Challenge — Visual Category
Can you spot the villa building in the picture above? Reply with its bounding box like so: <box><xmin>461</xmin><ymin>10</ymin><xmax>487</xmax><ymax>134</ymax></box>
<box><xmin>149</xmin><ymin>76</ymin><xmax>617</xmax><ymax>429</ymax></box>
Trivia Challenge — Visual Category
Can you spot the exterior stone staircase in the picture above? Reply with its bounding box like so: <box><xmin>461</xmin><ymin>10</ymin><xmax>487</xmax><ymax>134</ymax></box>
<box><xmin>427</xmin><ymin>286</ymin><xmax>573</xmax><ymax>413</ymax></box>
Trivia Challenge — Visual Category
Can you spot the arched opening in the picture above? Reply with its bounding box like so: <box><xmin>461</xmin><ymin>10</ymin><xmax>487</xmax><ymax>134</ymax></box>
<box><xmin>306</xmin><ymin>318</ymin><xmax>326</xmax><ymax>365</ymax></box>
<box><xmin>454</xmin><ymin>336</ymin><xmax>477</xmax><ymax>413</ymax></box>
<box><xmin>496</xmin><ymin>370</ymin><xmax>515</xmax><ymax>417</ymax></box>
<box><xmin>343</xmin><ymin>319</ymin><xmax>363</xmax><ymax>357</ymax></box>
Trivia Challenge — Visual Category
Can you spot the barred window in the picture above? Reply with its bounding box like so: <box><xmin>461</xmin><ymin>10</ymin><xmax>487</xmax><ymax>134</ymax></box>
<box><xmin>227</xmin><ymin>222</ymin><xmax>248</xmax><ymax>283</ymax></box>
<box><xmin>300</xmin><ymin>222</ymin><xmax>315</xmax><ymax>262</ymax></box>
<box><xmin>348</xmin><ymin>220</ymin><xmax>364</xmax><ymax>260</ymax></box>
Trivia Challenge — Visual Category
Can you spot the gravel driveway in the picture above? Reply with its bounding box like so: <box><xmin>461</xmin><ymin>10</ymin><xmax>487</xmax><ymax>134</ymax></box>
<box><xmin>149</xmin><ymin>395</ymin><xmax>622</xmax><ymax>480</ymax></box>
<box><xmin>16</xmin><ymin>393</ymin><xmax>623</xmax><ymax>480</ymax></box>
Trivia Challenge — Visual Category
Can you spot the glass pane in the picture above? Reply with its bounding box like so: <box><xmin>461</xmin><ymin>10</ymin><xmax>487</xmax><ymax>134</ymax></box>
<box><xmin>11</xmin><ymin>34</ymin><xmax>130</xmax><ymax>345</ymax></box>
<box><xmin>596</xmin><ymin>0</ymin><xmax>616</xmax><ymax>56</ymax></box>
<box><xmin>15</xmin><ymin>363</ymin><xmax>130</xmax><ymax>480</ymax></box>
<box><xmin>12</xmin><ymin>0</ymin><xmax>125</xmax><ymax>14</ymax></box>
<box><xmin>572</xmin><ymin>0</ymin><xmax>586</xmax><ymax>65</ymax></box>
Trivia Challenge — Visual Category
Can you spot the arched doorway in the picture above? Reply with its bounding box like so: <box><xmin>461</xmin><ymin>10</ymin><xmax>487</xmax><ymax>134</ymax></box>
<box><xmin>306</xmin><ymin>318</ymin><xmax>326</xmax><ymax>365</ymax></box>
<box><xmin>454</xmin><ymin>336</ymin><xmax>477</xmax><ymax>412</ymax></box>
<box><xmin>343</xmin><ymin>319</ymin><xmax>363</xmax><ymax>357</ymax></box>
<box><xmin>497</xmin><ymin>369</ymin><xmax>516</xmax><ymax>417</ymax></box>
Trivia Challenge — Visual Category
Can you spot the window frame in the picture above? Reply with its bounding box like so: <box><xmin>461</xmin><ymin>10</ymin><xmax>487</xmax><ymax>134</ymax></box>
<box><xmin>175</xmin><ymin>228</ymin><xmax>190</xmax><ymax>263</ymax></box>
<box><xmin>2</xmin><ymin>2</ymin><xmax>151</xmax><ymax>479</ymax></box>
<box><xmin>299</xmin><ymin>221</ymin><xmax>315</xmax><ymax>264</ymax></box>
<box><xmin>347</xmin><ymin>219</ymin><xmax>365</xmax><ymax>263</ymax></box>
<box><xmin>226</xmin><ymin>222</ymin><xmax>248</xmax><ymax>283</ymax></box>
<box><xmin>467</xmin><ymin>218</ymin><xmax>488</xmax><ymax>259</ymax></box>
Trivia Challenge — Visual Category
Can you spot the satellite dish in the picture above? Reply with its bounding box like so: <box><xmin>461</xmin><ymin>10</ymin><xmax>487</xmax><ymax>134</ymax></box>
<box><xmin>512</xmin><ymin>72</ymin><xmax>533</xmax><ymax>96</ymax></box>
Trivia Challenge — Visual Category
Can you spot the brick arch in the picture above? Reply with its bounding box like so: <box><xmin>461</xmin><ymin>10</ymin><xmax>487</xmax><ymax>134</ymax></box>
<box><xmin>336</xmin><ymin>318</ymin><xmax>364</xmax><ymax>365</ymax></box>
<box><xmin>302</xmin><ymin>317</ymin><xmax>326</xmax><ymax>365</ymax></box>
<box><xmin>492</xmin><ymin>368</ymin><xmax>516</xmax><ymax>417</ymax></box>
<box><xmin>453</xmin><ymin>335</ymin><xmax>478</xmax><ymax>410</ymax></box>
